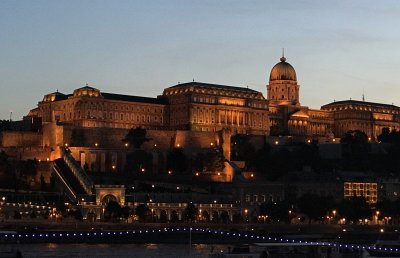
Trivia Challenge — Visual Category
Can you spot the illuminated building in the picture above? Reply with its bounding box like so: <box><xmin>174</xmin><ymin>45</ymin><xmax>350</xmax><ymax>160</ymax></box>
<box><xmin>344</xmin><ymin>182</ymin><xmax>378</xmax><ymax>203</ymax></box>
<box><xmin>25</xmin><ymin>55</ymin><xmax>400</xmax><ymax>143</ymax></box>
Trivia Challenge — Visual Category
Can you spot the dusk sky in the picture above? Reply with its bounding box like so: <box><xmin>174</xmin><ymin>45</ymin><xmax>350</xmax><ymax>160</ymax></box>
<box><xmin>1</xmin><ymin>0</ymin><xmax>400</xmax><ymax>120</ymax></box>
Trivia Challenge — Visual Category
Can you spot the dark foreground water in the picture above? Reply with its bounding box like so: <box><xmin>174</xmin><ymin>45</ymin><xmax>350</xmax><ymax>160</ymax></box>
<box><xmin>0</xmin><ymin>243</ymin><xmax>385</xmax><ymax>258</ymax></box>
<box><xmin>4</xmin><ymin>243</ymin><xmax>216</xmax><ymax>258</ymax></box>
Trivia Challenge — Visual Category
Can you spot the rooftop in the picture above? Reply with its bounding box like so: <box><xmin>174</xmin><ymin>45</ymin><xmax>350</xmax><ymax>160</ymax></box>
<box><xmin>167</xmin><ymin>81</ymin><xmax>260</xmax><ymax>93</ymax></box>
<box><xmin>322</xmin><ymin>99</ymin><xmax>399</xmax><ymax>109</ymax></box>
<box><xmin>102</xmin><ymin>92</ymin><xmax>168</xmax><ymax>105</ymax></box>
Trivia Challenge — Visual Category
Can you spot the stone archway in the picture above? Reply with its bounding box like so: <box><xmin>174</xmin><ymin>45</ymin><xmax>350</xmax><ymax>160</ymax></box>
<box><xmin>102</xmin><ymin>194</ymin><xmax>117</xmax><ymax>205</ymax></box>
<box><xmin>220</xmin><ymin>210</ymin><xmax>230</xmax><ymax>223</ymax></box>
<box><xmin>212</xmin><ymin>211</ymin><xmax>219</xmax><ymax>223</ymax></box>
<box><xmin>170</xmin><ymin>210</ymin><xmax>179</xmax><ymax>223</ymax></box>
<box><xmin>159</xmin><ymin>210</ymin><xmax>168</xmax><ymax>223</ymax></box>
<box><xmin>95</xmin><ymin>185</ymin><xmax>125</xmax><ymax>206</ymax></box>
<box><xmin>202</xmin><ymin>210</ymin><xmax>210</xmax><ymax>222</ymax></box>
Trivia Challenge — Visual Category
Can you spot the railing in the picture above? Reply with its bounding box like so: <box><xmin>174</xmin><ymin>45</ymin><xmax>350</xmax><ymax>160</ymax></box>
<box><xmin>60</xmin><ymin>147</ymin><xmax>93</xmax><ymax>194</ymax></box>
<box><xmin>52</xmin><ymin>161</ymin><xmax>77</xmax><ymax>201</ymax></box>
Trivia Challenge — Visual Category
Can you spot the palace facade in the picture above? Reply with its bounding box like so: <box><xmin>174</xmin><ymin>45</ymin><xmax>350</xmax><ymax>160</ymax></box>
<box><xmin>27</xmin><ymin>56</ymin><xmax>400</xmax><ymax>142</ymax></box>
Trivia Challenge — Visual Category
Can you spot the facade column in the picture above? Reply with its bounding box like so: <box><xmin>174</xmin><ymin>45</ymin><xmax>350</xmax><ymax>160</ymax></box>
<box><xmin>225</xmin><ymin>110</ymin><xmax>227</xmax><ymax>125</ymax></box>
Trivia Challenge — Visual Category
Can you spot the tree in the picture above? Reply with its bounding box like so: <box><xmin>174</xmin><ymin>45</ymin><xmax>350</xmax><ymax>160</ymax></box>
<box><xmin>297</xmin><ymin>194</ymin><xmax>335</xmax><ymax>224</ymax></box>
<box><xmin>183</xmin><ymin>202</ymin><xmax>197</xmax><ymax>222</ymax></box>
<box><xmin>159</xmin><ymin>210</ymin><xmax>168</xmax><ymax>223</ymax></box>
<box><xmin>220</xmin><ymin>211</ymin><xmax>230</xmax><ymax>224</ymax></box>
<box><xmin>231</xmin><ymin>134</ymin><xmax>256</xmax><ymax>162</ymax></box>
<box><xmin>105</xmin><ymin>200</ymin><xmax>122</xmax><ymax>221</ymax></box>
<box><xmin>0</xmin><ymin>120</ymin><xmax>10</xmax><ymax>132</ymax></box>
<box><xmin>135</xmin><ymin>204</ymin><xmax>150</xmax><ymax>222</ymax></box>
<box><xmin>248</xmin><ymin>144</ymin><xmax>271</xmax><ymax>172</ymax></box>
<box><xmin>193</xmin><ymin>149</ymin><xmax>225</xmax><ymax>172</ymax></box>
<box><xmin>259</xmin><ymin>201</ymin><xmax>291</xmax><ymax>223</ymax></box>
<box><xmin>338</xmin><ymin>197</ymin><xmax>372</xmax><ymax>224</ymax></box>
<box><xmin>376</xmin><ymin>199</ymin><xmax>396</xmax><ymax>223</ymax></box>
<box><xmin>124</xmin><ymin>126</ymin><xmax>150</xmax><ymax>149</ymax></box>
<box><xmin>74</xmin><ymin>209</ymin><xmax>83</xmax><ymax>221</ymax></box>
<box><xmin>341</xmin><ymin>130</ymin><xmax>370</xmax><ymax>157</ymax></box>
<box><xmin>341</xmin><ymin>130</ymin><xmax>370</xmax><ymax>170</ymax></box>
<box><xmin>121</xmin><ymin>206</ymin><xmax>131</xmax><ymax>220</ymax></box>
<box><xmin>125</xmin><ymin>150</ymin><xmax>153</xmax><ymax>174</ymax></box>
<box><xmin>378</xmin><ymin>127</ymin><xmax>391</xmax><ymax>143</ymax></box>
<box><xmin>170</xmin><ymin>210</ymin><xmax>179</xmax><ymax>223</ymax></box>
<box><xmin>166</xmin><ymin>148</ymin><xmax>188</xmax><ymax>174</ymax></box>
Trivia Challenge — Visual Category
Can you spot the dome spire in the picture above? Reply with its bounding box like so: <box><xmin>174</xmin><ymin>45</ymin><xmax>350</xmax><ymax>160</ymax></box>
<box><xmin>280</xmin><ymin>48</ymin><xmax>286</xmax><ymax>62</ymax></box>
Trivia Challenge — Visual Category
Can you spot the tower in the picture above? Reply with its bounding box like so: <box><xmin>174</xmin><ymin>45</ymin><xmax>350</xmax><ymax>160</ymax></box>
<box><xmin>267</xmin><ymin>55</ymin><xmax>300</xmax><ymax>106</ymax></box>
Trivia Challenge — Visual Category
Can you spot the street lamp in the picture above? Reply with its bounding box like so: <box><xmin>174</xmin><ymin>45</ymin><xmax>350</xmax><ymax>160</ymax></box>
<box><xmin>376</xmin><ymin>210</ymin><xmax>380</xmax><ymax>224</ymax></box>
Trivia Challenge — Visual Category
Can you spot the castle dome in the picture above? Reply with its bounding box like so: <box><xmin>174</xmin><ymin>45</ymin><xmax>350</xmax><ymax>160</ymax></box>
<box><xmin>269</xmin><ymin>56</ymin><xmax>297</xmax><ymax>82</ymax></box>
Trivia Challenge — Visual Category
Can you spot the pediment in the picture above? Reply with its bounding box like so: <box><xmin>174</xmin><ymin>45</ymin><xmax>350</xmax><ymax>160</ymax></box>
<box><xmin>290</xmin><ymin>110</ymin><xmax>309</xmax><ymax>119</ymax></box>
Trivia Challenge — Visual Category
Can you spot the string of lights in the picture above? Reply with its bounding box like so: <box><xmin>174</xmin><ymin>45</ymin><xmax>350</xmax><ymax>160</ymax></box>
<box><xmin>0</xmin><ymin>201</ymin><xmax>53</xmax><ymax>211</ymax></box>
<box><xmin>0</xmin><ymin>227</ymin><xmax>398</xmax><ymax>254</ymax></box>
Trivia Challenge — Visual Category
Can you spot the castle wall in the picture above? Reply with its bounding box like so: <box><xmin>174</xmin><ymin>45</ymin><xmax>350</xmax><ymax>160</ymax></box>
<box><xmin>0</xmin><ymin>131</ymin><xmax>42</xmax><ymax>147</ymax></box>
<box><xmin>61</xmin><ymin>126</ymin><xmax>225</xmax><ymax>151</ymax></box>
<box><xmin>0</xmin><ymin>146</ymin><xmax>52</xmax><ymax>161</ymax></box>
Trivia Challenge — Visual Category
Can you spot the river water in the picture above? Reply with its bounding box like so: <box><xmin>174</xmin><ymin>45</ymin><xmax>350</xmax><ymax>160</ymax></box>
<box><xmin>1</xmin><ymin>243</ymin><xmax>385</xmax><ymax>258</ymax></box>
<box><xmin>8</xmin><ymin>243</ymin><xmax>218</xmax><ymax>258</ymax></box>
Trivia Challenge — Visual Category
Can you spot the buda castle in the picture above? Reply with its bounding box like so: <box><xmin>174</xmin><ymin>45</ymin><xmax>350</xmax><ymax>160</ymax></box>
<box><xmin>27</xmin><ymin>55</ymin><xmax>400</xmax><ymax>142</ymax></box>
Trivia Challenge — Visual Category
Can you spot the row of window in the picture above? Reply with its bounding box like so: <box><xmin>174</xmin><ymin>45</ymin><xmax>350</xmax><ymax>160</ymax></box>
<box><xmin>344</xmin><ymin>189</ymin><xmax>377</xmax><ymax>196</ymax></box>
<box><xmin>327</xmin><ymin>105</ymin><xmax>399</xmax><ymax>114</ymax></box>
<box><xmin>245</xmin><ymin>194</ymin><xmax>278</xmax><ymax>203</ymax></box>
<box><xmin>80</xmin><ymin>102</ymin><xmax>164</xmax><ymax>114</ymax></box>
<box><xmin>164</xmin><ymin>87</ymin><xmax>261</xmax><ymax>99</ymax></box>
<box><xmin>344</xmin><ymin>183</ymin><xmax>377</xmax><ymax>190</ymax></box>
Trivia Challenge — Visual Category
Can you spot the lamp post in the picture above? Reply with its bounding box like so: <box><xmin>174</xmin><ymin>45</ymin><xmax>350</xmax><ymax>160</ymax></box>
<box><xmin>376</xmin><ymin>210</ymin><xmax>380</xmax><ymax>225</ymax></box>
<box><xmin>332</xmin><ymin>210</ymin><xmax>336</xmax><ymax>224</ymax></box>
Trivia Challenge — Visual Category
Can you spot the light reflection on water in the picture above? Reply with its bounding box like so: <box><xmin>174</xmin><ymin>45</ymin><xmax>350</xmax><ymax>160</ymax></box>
<box><xmin>17</xmin><ymin>243</ymin><xmax>218</xmax><ymax>258</ymax></box>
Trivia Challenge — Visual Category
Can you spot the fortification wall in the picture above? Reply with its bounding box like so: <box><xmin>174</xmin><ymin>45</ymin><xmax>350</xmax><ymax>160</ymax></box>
<box><xmin>0</xmin><ymin>131</ymin><xmax>42</xmax><ymax>147</ymax></box>
<box><xmin>61</xmin><ymin>126</ymin><xmax>226</xmax><ymax>151</ymax></box>
<box><xmin>0</xmin><ymin>146</ymin><xmax>52</xmax><ymax>161</ymax></box>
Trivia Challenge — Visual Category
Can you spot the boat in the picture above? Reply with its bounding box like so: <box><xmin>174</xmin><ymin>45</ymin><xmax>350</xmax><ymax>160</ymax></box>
<box><xmin>367</xmin><ymin>233</ymin><xmax>400</xmax><ymax>257</ymax></box>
